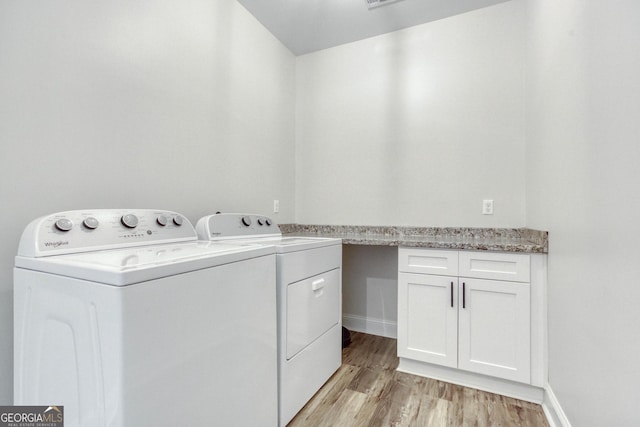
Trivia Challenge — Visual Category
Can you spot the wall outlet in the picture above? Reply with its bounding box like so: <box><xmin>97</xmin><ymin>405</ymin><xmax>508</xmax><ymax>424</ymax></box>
<box><xmin>273</xmin><ymin>199</ymin><xmax>280</xmax><ymax>213</ymax></box>
<box><xmin>482</xmin><ymin>199</ymin><xmax>494</xmax><ymax>215</ymax></box>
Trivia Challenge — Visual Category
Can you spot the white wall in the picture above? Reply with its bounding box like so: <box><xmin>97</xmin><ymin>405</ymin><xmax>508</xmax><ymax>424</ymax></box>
<box><xmin>0</xmin><ymin>0</ymin><xmax>295</xmax><ymax>404</ymax></box>
<box><xmin>295</xmin><ymin>1</ymin><xmax>526</xmax><ymax>227</ymax></box>
<box><xmin>526</xmin><ymin>1</ymin><xmax>640</xmax><ymax>425</ymax></box>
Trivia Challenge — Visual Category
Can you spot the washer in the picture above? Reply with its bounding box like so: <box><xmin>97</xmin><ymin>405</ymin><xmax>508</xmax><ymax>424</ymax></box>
<box><xmin>196</xmin><ymin>213</ymin><xmax>342</xmax><ymax>427</ymax></box>
<box><xmin>14</xmin><ymin>209</ymin><xmax>277</xmax><ymax>427</ymax></box>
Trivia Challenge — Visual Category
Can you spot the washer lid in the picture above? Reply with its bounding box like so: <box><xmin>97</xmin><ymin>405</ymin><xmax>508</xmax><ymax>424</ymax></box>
<box><xmin>15</xmin><ymin>241</ymin><xmax>275</xmax><ymax>286</ymax></box>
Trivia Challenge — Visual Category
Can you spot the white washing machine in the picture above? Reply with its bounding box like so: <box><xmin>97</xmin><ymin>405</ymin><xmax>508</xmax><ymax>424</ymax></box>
<box><xmin>14</xmin><ymin>209</ymin><xmax>277</xmax><ymax>427</ymax></box>
<box><xmin>195</xmin><ymin>213</ymin><xmax>342</xmax><ymax>427</ymax></box>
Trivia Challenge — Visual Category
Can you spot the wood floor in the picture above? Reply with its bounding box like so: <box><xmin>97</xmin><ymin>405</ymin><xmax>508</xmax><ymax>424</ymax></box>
<box><xmin>288</xmin><ymin>332</ymin><xmax>549</xmax><ymax>427</ymax></box>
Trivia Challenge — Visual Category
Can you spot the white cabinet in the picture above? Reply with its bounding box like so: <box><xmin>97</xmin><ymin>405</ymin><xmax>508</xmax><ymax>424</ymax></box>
<box><xmin>398</xmin><ymin>272</ymin><xmax>458</xmax><ymax>368</ymax></box>
<box><xmin>398</xmin><ymin>248</ymin><xmax>532</xmax><ymax>384</ymax></box>
<box><xmin>457</xmin><ymin>278</ymin><xmax>530</xmax><ymax>383</ymax></box>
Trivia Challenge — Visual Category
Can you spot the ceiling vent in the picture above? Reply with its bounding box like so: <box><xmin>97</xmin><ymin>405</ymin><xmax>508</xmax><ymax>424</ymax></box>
<box><xmin>366</xmin><ymin>0</ymin><xmax>405</xmax><ymax>9</ymax></box>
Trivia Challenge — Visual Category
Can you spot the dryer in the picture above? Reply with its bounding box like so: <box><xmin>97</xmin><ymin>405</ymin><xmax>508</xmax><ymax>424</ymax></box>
<box><xmin>195</xmin><ymin>213</ymin><xmax>342</xmax><ymax>427</ymax></box>
<box><xmin>14</xmin><ymin>209</ymin><xmax>277</xmax><ymax>427</ymax></box>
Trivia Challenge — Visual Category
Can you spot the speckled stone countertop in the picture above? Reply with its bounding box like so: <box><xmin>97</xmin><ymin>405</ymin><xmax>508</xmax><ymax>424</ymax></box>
<box><xmin>279</xmin><ymin>224</ymin><xmax>548</xmax><ymax>254</ymax></box>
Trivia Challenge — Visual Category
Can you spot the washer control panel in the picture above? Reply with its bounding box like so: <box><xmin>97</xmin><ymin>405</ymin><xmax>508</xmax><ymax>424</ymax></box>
<box><xmin>18</xmin><ymin>209</ymin><xmax>197</xmax><ymax>257</ymax></box>
<box><xmin>195</xmin><ymin>213</ymin><xmax>278</xmax><ymax>240</ymax></box>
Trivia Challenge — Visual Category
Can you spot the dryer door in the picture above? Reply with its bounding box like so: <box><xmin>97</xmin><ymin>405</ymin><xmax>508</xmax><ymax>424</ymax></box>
<box><xmin>286</xmin><ymin>268</ymin><xmax>341</xmax><ymax>360</ymax></box>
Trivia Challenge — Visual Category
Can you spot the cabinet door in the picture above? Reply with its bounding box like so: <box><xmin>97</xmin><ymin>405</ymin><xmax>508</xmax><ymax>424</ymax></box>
<box><xmin>458</xmin><ymin>278</ymin><xmax>531</xmax><ymax>383</ymax></box>
<box><xmin>398</xmin><ymin>272</ymin><xmax>458</xmax><ymax>368</ymax></box>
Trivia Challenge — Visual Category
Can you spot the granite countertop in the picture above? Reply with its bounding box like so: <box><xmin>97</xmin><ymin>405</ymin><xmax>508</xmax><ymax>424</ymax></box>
<box><xmin>280</xmin><ymin>224</ymin><xmax>548</xmax><ymax>254</ymax></box>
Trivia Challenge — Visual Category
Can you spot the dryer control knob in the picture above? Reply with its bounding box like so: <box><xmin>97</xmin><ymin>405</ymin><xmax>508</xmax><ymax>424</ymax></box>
<box><xmin>156</xmin><ymin>216</ymin><xmax>168</xmax><ymax>226</ymax></box>
<box><xmin>83</xmin><ymin>217</ymin><xmax>99</xmax><ymax>230</ymax></box>
<box><xmin>173</xmin><ymin>216</ymin><xmax>184</xmax><ymax>226</ymax></box>
<box><xmin>257</xmin><ymin>218</ymin><xmax>264</xmax><ymax>226</ymax></box>
<box><xmin>241</xmin><ymin>216</ymin><xmax>252</xmax><ymax>227</ymax></box>
<box><xmin>121</xmin><ymin>214</ymin><xmax>139</xmax><ymax>229</ymax></box>
<box><xmin>265</xmin><ymin>219</ymin><xmax>272</xmax><ymax>226</ymax></box>
<box><xmin>55</xmin><ymin>218</ymin><xmax>73</xmax><ymax>232</ymax></box>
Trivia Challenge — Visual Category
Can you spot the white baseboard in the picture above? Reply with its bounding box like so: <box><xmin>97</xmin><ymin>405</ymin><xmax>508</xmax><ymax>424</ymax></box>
<box><xmin>542</xmin><ymin>384</ymin><xmax>572</xmax><ymax>427</ymax></box>
<box><xmin>343</xmin><ymin>314</ymin><xmax>397</xmax><ymax>339</ymax></box>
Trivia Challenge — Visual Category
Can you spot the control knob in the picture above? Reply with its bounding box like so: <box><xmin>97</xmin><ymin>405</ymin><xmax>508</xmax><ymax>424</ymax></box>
<box><xmin>121</xmin><ymin>214</ymin><xmax>139</xmax><ymax>229</ymax></box>
<box><xmin>241</xmin><ymin>216</ymin><xmax>252</xmax><ymax>227</ymax></box>
<box><xmin>173</xmin><ymin>216</ymin><xmax>184</xmax><ymax>226</ymax></box>
<box><xmin>265</xmin><ymin>219</ymin><xmax>272</xmax><ymax>226</ymax></box>
<box><xmin>257</xmin><ymin>218</ymin><xmax>264</xmax><ymax>226</ymax></box>
<box><xmin>83</xmin><ymin>217</ymin><xmax>99</xmax><ymax>230</ymax></box>
<box><xmin>54</xmin><ymin>218</ymin><xmax>73</xmax><ymax>232</ymax></box>
<box><xmin>157</xmin><ymin>216</ymin><xmax>168</xmax><ymax>226</ymax></box>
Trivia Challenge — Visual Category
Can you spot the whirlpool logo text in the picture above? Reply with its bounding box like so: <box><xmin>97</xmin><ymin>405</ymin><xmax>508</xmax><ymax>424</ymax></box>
<box><xmin>44</xmin><ymin>241</ymin><xmax>69</xmax><ymax>248</ymax></box>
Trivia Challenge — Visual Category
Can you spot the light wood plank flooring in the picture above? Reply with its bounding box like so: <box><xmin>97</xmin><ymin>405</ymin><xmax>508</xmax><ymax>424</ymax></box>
<box><xmin>288</xmin><ymin>332</ymin><xmax>549</xmax><ymax>427</ymax></box>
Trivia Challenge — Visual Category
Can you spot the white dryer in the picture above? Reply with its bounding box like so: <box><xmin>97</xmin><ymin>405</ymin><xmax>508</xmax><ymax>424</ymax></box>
<box><xmin>195</xmin><ymin>213</ymin><xmax>342</xmax><ymax>427</ymax></box>
<box><xmin>14</xmin><ymin>209</ymin><xmax>277</xmax><ymax>427</ymax></box>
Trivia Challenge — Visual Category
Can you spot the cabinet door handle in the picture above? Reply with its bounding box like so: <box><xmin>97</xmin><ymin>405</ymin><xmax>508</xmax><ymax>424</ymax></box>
<box><xmin>462</xmin><ymin>282</ymin><xmax>466</xmax><ymax>309</ymax></box>
<box><xmin>450</xmin><ymin>281</ymin><xmax>454</xmax><ymax>307</ymax></box>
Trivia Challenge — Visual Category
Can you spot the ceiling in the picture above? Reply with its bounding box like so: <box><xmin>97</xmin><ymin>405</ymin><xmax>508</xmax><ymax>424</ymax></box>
<box><xmin>237</xmin><ymin>0</ymin><xmax>511</xmax><ymax>55</ymax></box>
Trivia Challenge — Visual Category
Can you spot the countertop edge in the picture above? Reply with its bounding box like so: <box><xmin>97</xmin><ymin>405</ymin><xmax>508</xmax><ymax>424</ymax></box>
<box><xmin>280</xmin><ymin>224</ymin><xmax>548</xmax><ymax>254</ymax></box>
